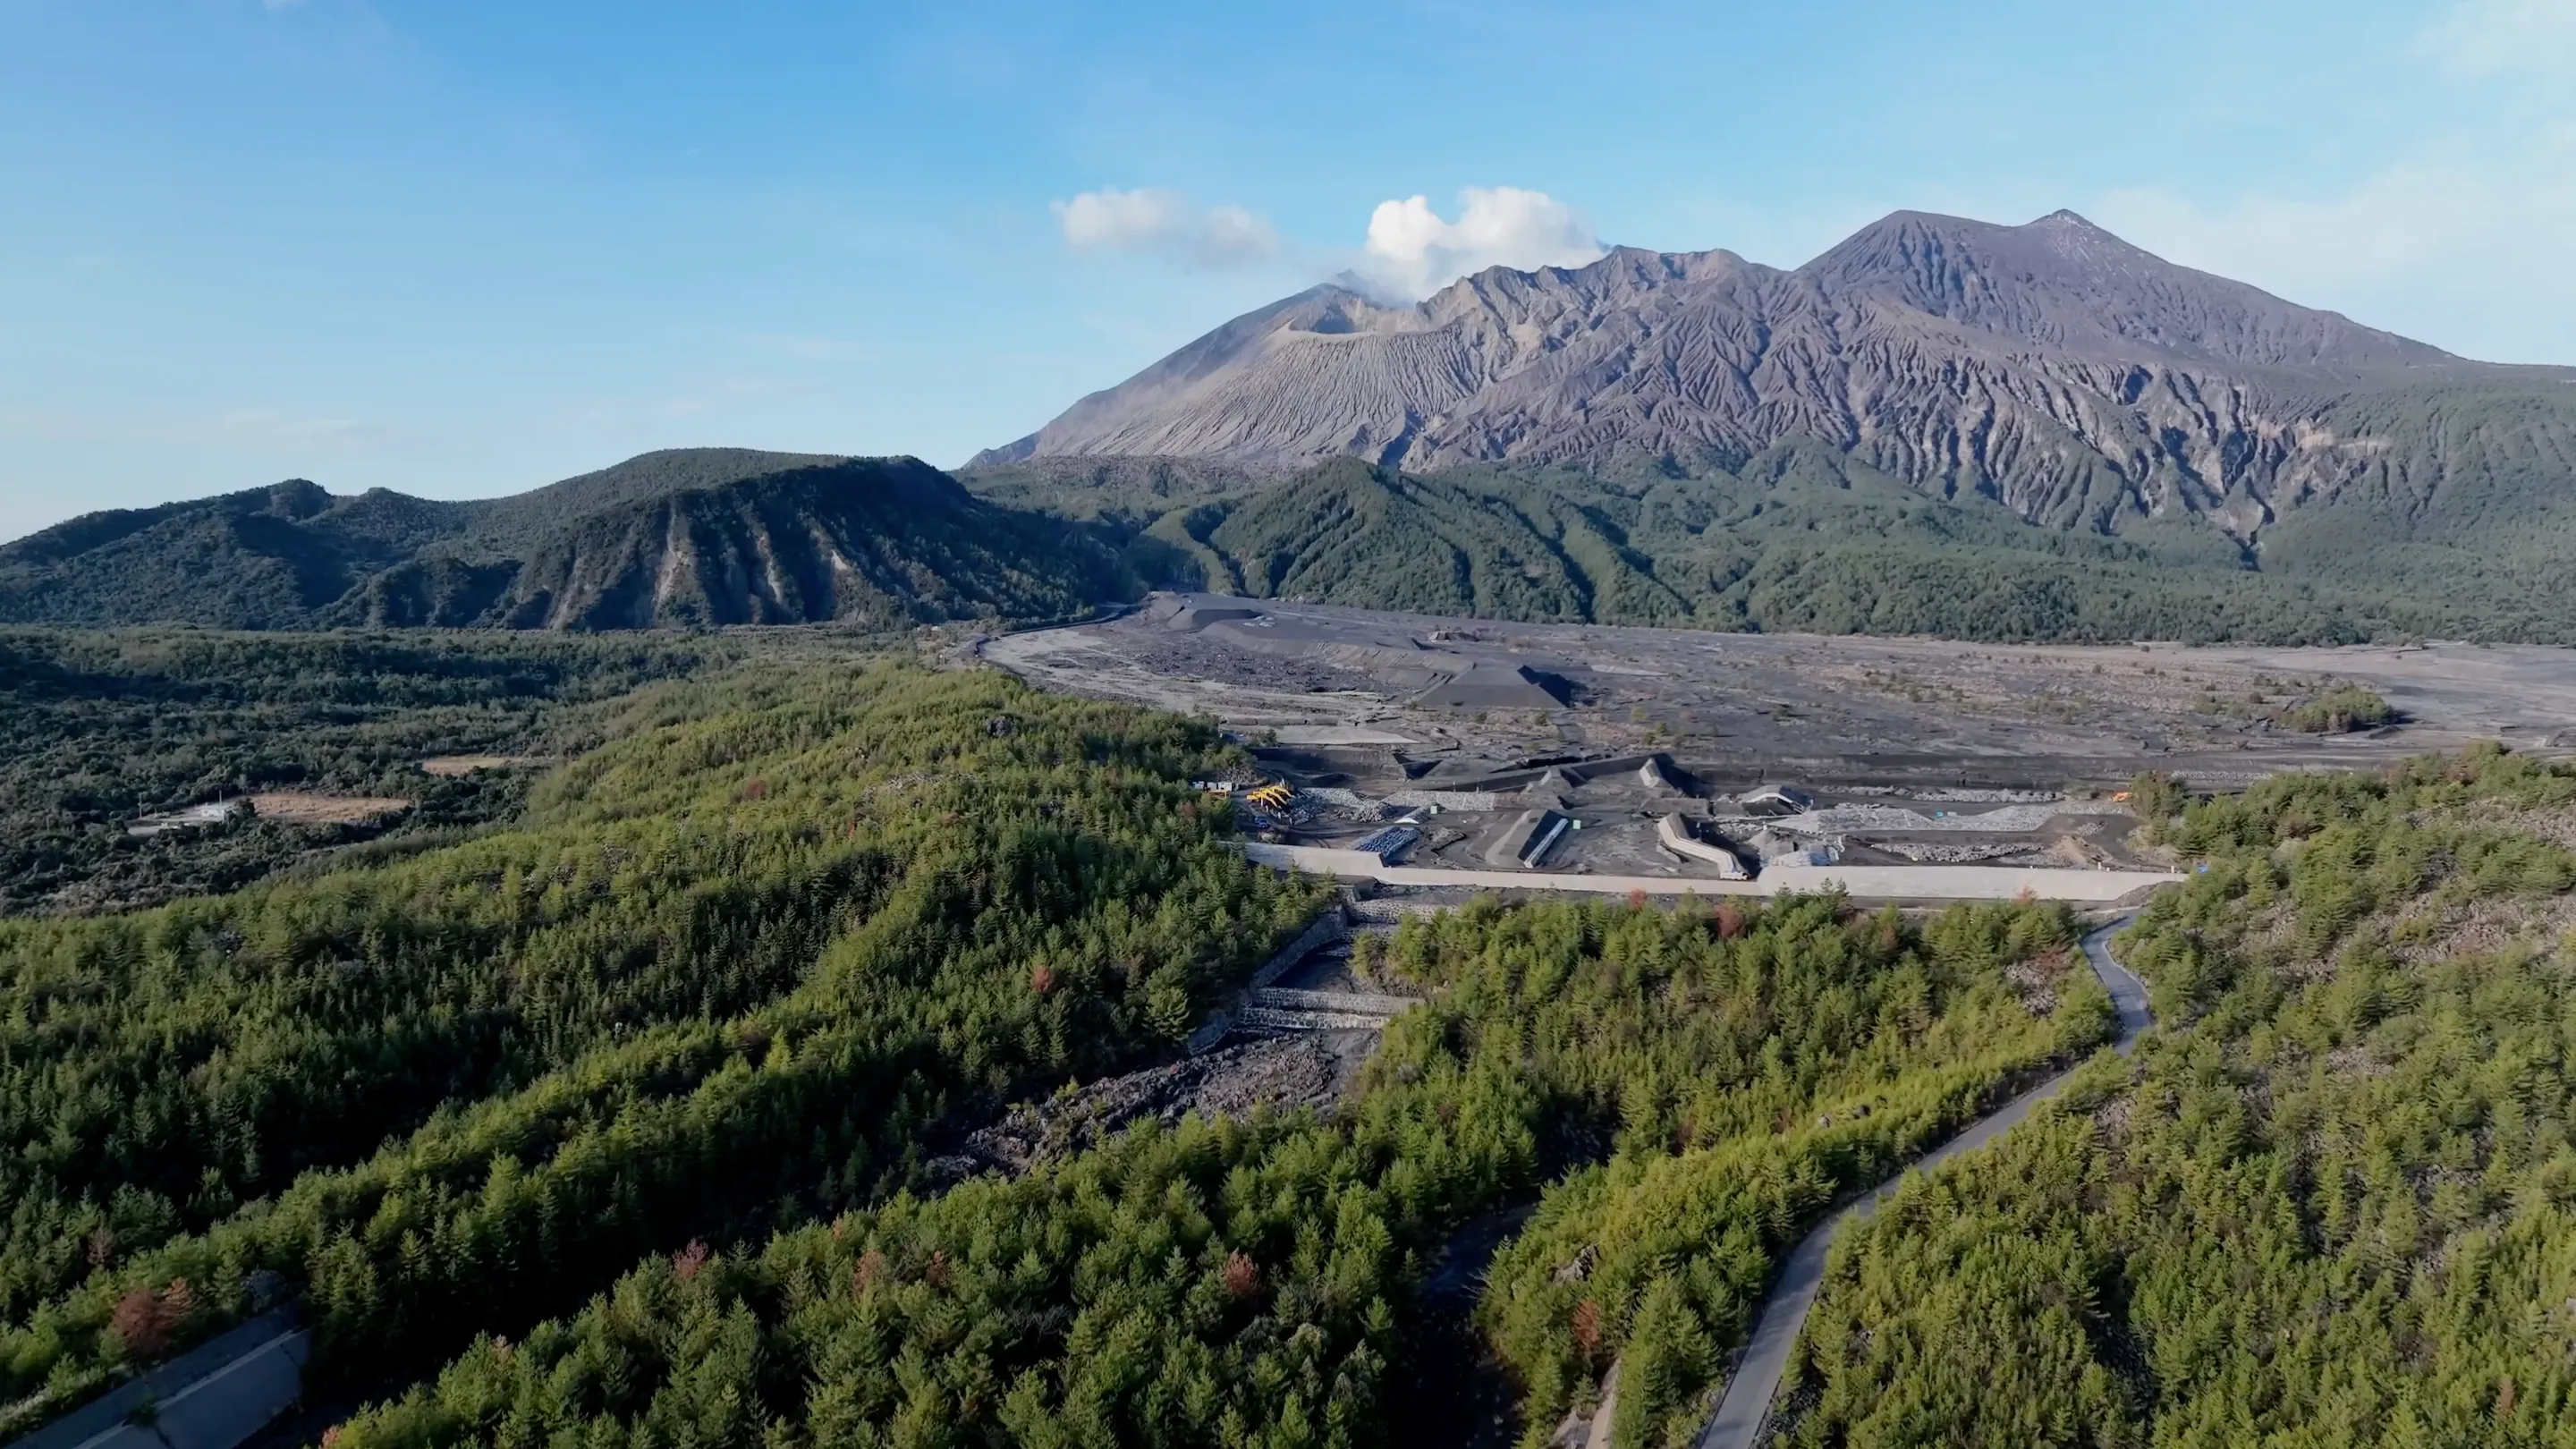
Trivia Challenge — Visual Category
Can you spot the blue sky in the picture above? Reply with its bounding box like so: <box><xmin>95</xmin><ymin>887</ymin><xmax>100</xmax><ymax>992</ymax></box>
<box><xmin>4</xmin><ymin>0</ymin><xmax>2572</xmax><ymax>540</ymax></box>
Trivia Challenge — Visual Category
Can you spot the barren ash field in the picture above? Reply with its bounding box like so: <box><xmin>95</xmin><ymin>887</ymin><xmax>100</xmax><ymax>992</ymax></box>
<box><xmin>978</xmin><ymin>592</ymin><xmax>2576</xmax><ymax>887</ymax></box>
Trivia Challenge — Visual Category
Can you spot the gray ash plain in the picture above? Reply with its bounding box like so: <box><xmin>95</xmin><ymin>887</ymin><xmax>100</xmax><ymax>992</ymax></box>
<box><xmin>985</xmin><ymin>593</ymin><xmax>2576</xmax><ymax>798</ymax></box>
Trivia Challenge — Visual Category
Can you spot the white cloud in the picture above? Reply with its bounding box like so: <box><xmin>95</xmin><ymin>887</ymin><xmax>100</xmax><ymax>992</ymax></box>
<box><xmin>1051</xmin><ymin>187</ymin><xmax>1280</xmax><ymax>269</ymax></box>
<box><xmin>1196</xmin><ymin>205</ymin><xmax>1278</xmax><ymax>267</ymax></box>
<box><xmin>1359</xmin><ymin>186</ymin><xmax>1605</xmax><ymax>299</ymax></box>
<box><xmin>1054</xmin><ymin>187</ymin><xmax>1183</xmax><ymax>250</ymax></box>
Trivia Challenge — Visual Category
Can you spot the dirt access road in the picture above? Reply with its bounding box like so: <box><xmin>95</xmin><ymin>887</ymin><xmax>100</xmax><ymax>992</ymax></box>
<box><xmin>1692</xmin><ymin>916</ymin><xmax>2157</xmax><ymax>1449</ymax></box>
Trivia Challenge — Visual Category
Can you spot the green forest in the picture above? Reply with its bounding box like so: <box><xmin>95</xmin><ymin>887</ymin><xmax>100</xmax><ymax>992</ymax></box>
<box><xmin>323</xmin><ymin>892</ymin><xmax>2099</xmax><ymax>1449</ymax></box>
<box><xmin>0</xmin><ymin>628</ymin><xmax>768</xmax><ymax>915</ymax></box>
<box><xmin>0</xmin><ymin>640</ymin><xmax>2116</xmax><ymax>1449</ymax></box>
<box><xmin>968</xmin><ymin>442</ymin><xmax>2576</xmax><ymax>647</ymax></box>
<box><xmin>1772</xmin><ymin>749</ymin><xmax>2576</xmax><ymax>1447</ymax></box>
<box><xmin>0</xmin><ymin>659</ymin><xmax>1319</xmax><ymax>1437</ymax></box>
<box><xmin>7</xmin><ymin>633</ymin><xmax>2576</xmax><ymax>1449</ymax></box>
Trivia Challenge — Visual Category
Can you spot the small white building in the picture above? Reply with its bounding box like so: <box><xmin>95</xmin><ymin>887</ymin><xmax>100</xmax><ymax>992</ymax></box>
<box><xmin>127</xmin><ymin>801</ymin><xmax>249</xmax><ymax>839</ymax></box>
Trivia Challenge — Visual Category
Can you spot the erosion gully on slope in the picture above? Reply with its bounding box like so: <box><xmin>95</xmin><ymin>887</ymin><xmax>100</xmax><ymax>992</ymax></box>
<box><xmin>1690</xmin><ymin>914</ymin><xmax>2155</xmax><ymax>1449</ymax></box>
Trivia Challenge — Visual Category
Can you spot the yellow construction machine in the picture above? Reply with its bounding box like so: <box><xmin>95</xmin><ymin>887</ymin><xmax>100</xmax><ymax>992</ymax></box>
<box><xmin>1241</xmin><ymin>781</ymin><xmax>1293</xmax><ymax>810</ymax></box>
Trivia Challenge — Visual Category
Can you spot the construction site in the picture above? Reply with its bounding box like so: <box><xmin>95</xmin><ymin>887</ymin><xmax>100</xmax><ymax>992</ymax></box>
<box><xmin>978</xmin><ymin>590</ymin><xmax>2576</xmax><ymax>906</ymax></box>
<box><xmin>1212</xmin><ymin>749</ymin><xmax>2171</xmax><ymax>903</ymax></box>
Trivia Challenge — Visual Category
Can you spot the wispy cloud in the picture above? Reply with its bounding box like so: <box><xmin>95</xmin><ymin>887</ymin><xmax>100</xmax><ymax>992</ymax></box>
<box><xmin>2419</xmin><ymin>0</ymin><xmax>2576</xmax><ymax>78</ymax></box>
<box><xmin>665</xmin><ymin>377</ymin><xmax>819</xmax><ymax>417</ymax></box>
<box><xmin>212</xmin><ymin>409</ymin><xmax>386</xmax><ymax>443</ymax></box>
<box><xmin>544</xmin><ymin>376</ymin><xmax>824</xmax><ymax>431</ymax></box>
<box><xmin>2089</xmin><ymin>0</ymin><xmax>2576</xmax><ymax>363</ymax></box>
<box><xmin>1357</xmin><ymin>186</ymin><xmax>1605</xmax><ymax>300</ymax></box>
<box><xmin>2099</xmin><ymin>127</ymin><xmax>2576</xmax><ymax>297</ymax></box>
<box><xmin>1051</xmin><ymin>187</ymin><xmax>1280</xmax><ymax>269</ymax></box>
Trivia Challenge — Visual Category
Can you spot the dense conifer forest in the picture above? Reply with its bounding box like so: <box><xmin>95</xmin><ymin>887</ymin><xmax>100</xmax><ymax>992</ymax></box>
<box><xmin>0</xmin><ymin>660</ymin><xmax>1320</xmax><ymax>1436</ymax></box>
<box><xmin>0</xmin><ymin>628</ymin><xmax>759</xmax><ymax>914</ymax></box>
<box><xmin>323</xmin><ymin>894</ymin><xmax>2098</xmax><ymax>1449</ymax></box>
<box><xmin>4</xmin><ymin>635</ymin><xmax>2575</xmax><ymax>1449</ymax></box>
<box><xmin>1774</xmin><ymin>750</ymin><xmax>2576</xmax><ymax>1447</ymax></box>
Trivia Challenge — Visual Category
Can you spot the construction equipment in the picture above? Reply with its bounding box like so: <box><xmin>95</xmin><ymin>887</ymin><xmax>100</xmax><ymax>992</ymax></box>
<box><xmin>1243</xmin><ymin>781</ymin><xmax>1294</xmax><ymax>810</ymax></box>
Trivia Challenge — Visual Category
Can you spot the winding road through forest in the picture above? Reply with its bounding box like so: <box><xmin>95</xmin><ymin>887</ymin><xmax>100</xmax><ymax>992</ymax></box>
<box><xmin>1692</xmin><ymin>915</ymin><xmax>2157</xmax><ymax>1449</ymax></box>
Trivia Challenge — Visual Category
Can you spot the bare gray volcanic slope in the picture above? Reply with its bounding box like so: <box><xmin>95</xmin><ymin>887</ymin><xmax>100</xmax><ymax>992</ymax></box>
<box><xmin>976</xmin><ymin>209</ymin><xmax>2574</xmax><ymax>538</ymax></box>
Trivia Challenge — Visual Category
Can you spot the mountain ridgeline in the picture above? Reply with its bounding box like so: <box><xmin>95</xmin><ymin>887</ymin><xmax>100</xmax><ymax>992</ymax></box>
<box><xmin>965</xmin><ymin>208</ymin><xmax>2576</xmax><ymax>640</ymax></box>
<box><xmin>975</xmin><ymin>208</ymin><xmax>2575</xmax><ymax>539</ymax></box>
<box><xmin>10</xmin><ymin>208</ymin><xmax>2576</xmax><ymax>643</ymax></box>
<box><xmin>0</xmin><ymin>453</ymin><xmax>1129</xmax><ymax>631</ymax></box>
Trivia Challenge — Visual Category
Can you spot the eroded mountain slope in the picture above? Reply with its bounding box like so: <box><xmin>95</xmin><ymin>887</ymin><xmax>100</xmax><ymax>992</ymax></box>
<box><xmin>979</xmin><ymin>209</ymin><xmax>2576</xmax><ymax>545</ymax></box>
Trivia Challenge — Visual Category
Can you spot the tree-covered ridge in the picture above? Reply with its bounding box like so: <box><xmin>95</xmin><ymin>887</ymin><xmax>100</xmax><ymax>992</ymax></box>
<box><xmin>0</xmin><ymin>664</ymin><xmax>1322</xmax><ymax>1437</ymax></box>
<box><xmin>13</xmin><ymin>401</ymin><xmax>2576</xmax><ymax>647</ymax></box>
<box><xmin>992</xmin><ymin>441</ymin><xmax>2576</xmax><ymax>646</ymax></box>
<box><xmin>1770</xmin><ymin>748</ymin><xmax>2576</xmax><ymax>1447</ymax></box>
<box><xmin>0</xmin><ymin>453</ymin><xmax>1132</xmax><ymax>632</ymax></box>
<box><xmin>1479</xmin><ymin>902</ymin><xmax>2112</xmax><ymax>1449</ymax></box>
<box><xmin>319</xmin><ymin>892</ymin><xmax>2106</xmax><ymax>1449</ymax></box>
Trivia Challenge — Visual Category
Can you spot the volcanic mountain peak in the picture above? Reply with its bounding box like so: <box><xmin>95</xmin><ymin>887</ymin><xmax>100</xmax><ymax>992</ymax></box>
<box><xmin>975</xmin><ymin>206</ymin><xmax>2540</xmax><ymax>529</ymax></box>
<box><xmin>1800</xmin><ymin>208</ymin><xmax>2449</xmax><ymax>369</ymax></box>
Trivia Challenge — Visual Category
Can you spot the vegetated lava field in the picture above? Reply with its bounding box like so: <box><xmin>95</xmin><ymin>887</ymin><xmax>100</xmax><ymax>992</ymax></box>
<box><xmin>983</xmin><ymin>592</ymin><xmax>2576</xmax><ymax>792</ymax></box>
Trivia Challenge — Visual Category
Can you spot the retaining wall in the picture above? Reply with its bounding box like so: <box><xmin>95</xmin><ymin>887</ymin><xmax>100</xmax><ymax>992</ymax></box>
<box><xmin>1187</xmin><ymin>905</ymin><xmax>1352</xmax><ymax>1053</ymax></box>
<box><xmin>1248</xmin><ymin>987</ymin><xmax>1414</xmax><ymax>1017</ymax></box>
<box><xmin>1234</xmin><ymin>843</ymin><xmax>2178</xmax><ymax>904</ymax></box>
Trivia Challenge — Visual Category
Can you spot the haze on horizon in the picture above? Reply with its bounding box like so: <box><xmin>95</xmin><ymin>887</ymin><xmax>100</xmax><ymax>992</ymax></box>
<box><xmin>3</xmin><ymin>0</ymin><xmax>2572</xmax><ymax>542</ymax></box>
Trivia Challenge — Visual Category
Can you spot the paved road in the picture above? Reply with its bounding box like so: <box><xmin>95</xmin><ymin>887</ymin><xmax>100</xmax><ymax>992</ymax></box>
<box><xmin>8</xmin><ymin>1308</ymin><xmax>309</xmax><ymax>1449</ymax></box>
<box><xmin>1692</xmin><ymin>917</ymin><xmax>2156</xmax><ymax>1449</ymax></box>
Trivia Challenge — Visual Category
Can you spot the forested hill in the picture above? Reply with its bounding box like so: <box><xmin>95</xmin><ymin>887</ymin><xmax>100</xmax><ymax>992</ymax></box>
<box><xmin>17</xmin><ymin>424</ymin><xmax>2576</xmax><ymax>643</ymax></box>
<box><xmin>0</xmin><ymin>648</ymin><xmax>2116</xmax><ymax>1447</ymax></box>
<box><xmin>12</xmin><ymin>648</ymin><xmax>2573</xmax><ymax>1445</ymax></box>
<box><xmin>0</xmin><ymin>451</ymin><xmax>1131</xmax><ymax>631</ymax></box>
<box><xmin>970</xmin><ymin>441</ymin><xmax>2576</xmax><ymax>644</ymax></box>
